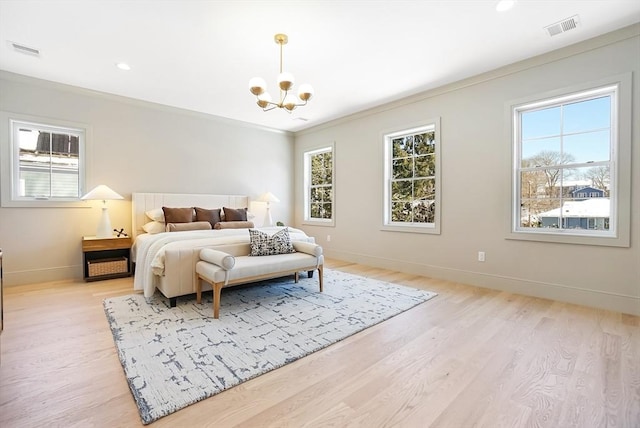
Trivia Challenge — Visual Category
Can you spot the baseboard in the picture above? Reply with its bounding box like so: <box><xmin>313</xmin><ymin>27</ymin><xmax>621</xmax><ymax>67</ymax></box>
<box><xmin>5</xmin><ymin>255</ymin><xmax>638</xmax><ymax>316</ymax></box>
<box><xmin>3</xmin><ymin>265</ymin><xmax>82</xmax><ymax>286</ymax></box>
<box><xmin>326</xmin><ymin>249</ymin><xmax>640</xmax><ymax>316</ymax></box>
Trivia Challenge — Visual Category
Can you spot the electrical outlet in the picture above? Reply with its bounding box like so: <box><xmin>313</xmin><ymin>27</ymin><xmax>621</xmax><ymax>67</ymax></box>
<box><xmin>327</xmin><ymin>235</ymin><xmax>331</xmax><ymax>242</ymax></box>
<box><xmin>478</xmin><ymin>251</ymin><xmax>485</xmax><ymax>262</ymax></box>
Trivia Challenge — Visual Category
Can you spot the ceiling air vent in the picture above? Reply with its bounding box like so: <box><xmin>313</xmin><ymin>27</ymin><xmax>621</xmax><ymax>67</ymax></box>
<box><xmin>544</xmin><ymin>15</ymin><xmax>579</xmax><ymax>37</ymax></box>
<box><xmin>9</xmin><ymin>41</ymin><xmax>40</xmax><ymax>56</ymax></box>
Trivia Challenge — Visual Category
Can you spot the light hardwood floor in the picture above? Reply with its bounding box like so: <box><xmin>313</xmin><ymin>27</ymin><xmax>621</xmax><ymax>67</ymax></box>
<box><xmin>1</xmin><ymin>259</ymin><xmax>638</xmax><ymax>428</ymax></box>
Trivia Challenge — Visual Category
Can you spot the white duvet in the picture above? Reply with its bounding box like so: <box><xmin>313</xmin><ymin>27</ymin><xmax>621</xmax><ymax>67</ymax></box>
<box><xmin>132</xmin><ymin>227</ymin><xmax>312</xmax><ymax>298</ymax></box>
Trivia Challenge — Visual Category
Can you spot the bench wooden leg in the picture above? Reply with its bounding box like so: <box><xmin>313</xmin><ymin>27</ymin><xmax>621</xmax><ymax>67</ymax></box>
<box><xmin>295</xmin><ymin>272</ymin><xmax>299</xmax><ymax>283</ymax></box>
<box><xmin>318</xmin><ymin>265</ymin><xmax>324</xmax><ymax>292</ymax></box>
<box><xmin>213</xmin><ymin>282</ymin><xmax>223</xmax><ymax>319</ymax></box>
<box><xmin>196</xmin><ymin>275</ymin><xmax>202</xmax><ymax>304</ymax></box>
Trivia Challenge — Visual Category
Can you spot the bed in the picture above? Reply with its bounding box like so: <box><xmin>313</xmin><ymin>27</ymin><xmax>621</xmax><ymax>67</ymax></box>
<box><xmin>131</xmin><ymin>193</ymin><xmax>315</xmax><ymax>305</ymax></box>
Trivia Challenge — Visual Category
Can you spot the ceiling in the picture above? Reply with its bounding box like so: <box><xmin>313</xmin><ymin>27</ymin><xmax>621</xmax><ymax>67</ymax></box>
<box><xmin>1</xmin><ymin>1</ymin><xmax>639</xmax><ymax>133</ymax></box>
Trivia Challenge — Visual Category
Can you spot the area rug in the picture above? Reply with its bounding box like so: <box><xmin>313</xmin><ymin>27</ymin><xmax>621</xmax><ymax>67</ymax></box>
<box><xmin>103</xmin><ymin>268</ymin><xmax>437</xmax><ymax>424</ymax></box>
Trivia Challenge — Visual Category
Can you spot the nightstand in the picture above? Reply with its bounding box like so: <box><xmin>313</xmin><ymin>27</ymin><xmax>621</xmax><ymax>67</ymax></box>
<box><xmin>82</xmin><ymin>236</ymin><xmax>132</xmax><ymax>281</ymax></box>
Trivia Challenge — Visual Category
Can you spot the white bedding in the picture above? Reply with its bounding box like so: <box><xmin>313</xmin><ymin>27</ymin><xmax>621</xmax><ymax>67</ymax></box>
<box><xmin>133</xmin><ymin>227</ymin><xmax>311</xmax><ymax>298</ymax></box>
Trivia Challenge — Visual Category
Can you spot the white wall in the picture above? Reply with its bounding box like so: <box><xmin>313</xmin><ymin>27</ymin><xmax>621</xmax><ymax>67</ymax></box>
<box><xmin>294</xmin><ymin>25</ymin><xmax>640</xmax><ymax>315</ymax></box>
<box><xmin>0</xmin><ymin>72</ymin><xmax>294</xmax><ymax>285</ymax></box>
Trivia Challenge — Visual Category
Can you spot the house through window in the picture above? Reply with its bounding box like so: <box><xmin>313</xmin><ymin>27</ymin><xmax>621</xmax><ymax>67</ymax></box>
<box><xmin>11</xmin><ymin>119</ymin><xmax>85</xmax><ymax>201</ymax></box>
<box><xmin>513</xmin><ymin>85</ymin><xmax>617</xmax><ymax>236</ymax></box>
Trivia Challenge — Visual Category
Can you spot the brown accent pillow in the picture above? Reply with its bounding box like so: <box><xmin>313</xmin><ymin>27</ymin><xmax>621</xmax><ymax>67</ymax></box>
<box><xmin>162</xmin><ymin>207</ymin><xmax>194</xmax><ymax>224</ymax></box>
<box><xmin>194</xmin><ymin>207</ymin><xmax>222</xmax><ymax>228</ymax></box>
<box><xmin>214</xmin><ymin>221</ymin><xmax>254</xmax><ymax>230</ymax></box>
<box><xmin>166</xmin><ymin>221</ymin><xmax>211</xmax><ymax>232</ymax></box>
<box><xmin>223</xmin><ymin>207</ymin><xmax>248</xmax><ymax>222</ymax></box>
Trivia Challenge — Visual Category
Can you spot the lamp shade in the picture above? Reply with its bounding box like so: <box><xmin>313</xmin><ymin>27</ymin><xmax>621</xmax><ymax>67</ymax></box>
<box><xmin>81</xmin><ymin>185</ymin><xmax>124</xmax><ymax>201</ymax></box>
<box><xmin>258</xmin><ymin>192</ymin><xmax>280</xmax><ymax>203</ymax></box>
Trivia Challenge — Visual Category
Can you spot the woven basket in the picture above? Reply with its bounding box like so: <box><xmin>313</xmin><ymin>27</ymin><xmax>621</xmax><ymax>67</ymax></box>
<box><xmin>88</xmin><ymin>257</ymin><xmax>128</xmax><ymax>277</ymax></box>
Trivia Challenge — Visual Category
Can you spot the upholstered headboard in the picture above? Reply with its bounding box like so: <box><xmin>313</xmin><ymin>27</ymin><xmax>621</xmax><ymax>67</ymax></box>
<box><xmin>132</xmin><ymin>193</ymin><xmax>249</xmax><ymax>238</ymax></box>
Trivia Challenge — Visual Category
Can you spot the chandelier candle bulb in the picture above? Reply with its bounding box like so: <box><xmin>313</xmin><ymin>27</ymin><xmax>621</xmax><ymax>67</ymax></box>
<box><xmin>257</xmin><ymin>93</ymin><xmax>272</xmax><ymax>109</ymax></box>
<box><xmin>249</xmin><ymin>77</ymin><xmax>267</xmax><ymax>96</ymax></box>
<box><xmin>283</xmin><ymin>93</ymin><xmax>298</xmax><ymax>111</ymax></box>
<box><xmin>298</xmin><ymin>83</ymin><xmax>314</xmax><ymax>101</ymax></box>
<box><xmin>278</xmin><ymin>72</ymin><xmax>294</xmax><ymax>91</ymax></box>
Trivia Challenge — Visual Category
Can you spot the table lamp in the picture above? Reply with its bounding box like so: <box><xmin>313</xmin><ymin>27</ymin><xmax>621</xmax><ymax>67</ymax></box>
<box><xmin>258</xmin><ymin>191</ymin><xmax>280</xmax><ymax>227</ymax></box>
<box><xmin>81</xmin><ymin>185</ymin><xmax>124</xmax><ymax>238</ymax></box>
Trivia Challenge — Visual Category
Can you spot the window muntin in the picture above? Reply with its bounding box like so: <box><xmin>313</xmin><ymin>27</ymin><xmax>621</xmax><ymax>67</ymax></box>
<box><xmin>304</xmin><ymin>146</ymin><xmax>333</xmax><ymax>224</ymax></box>
<box><xmin>383</xmin><ymin>120</ymin><xmax>440</xmax><ymax>233</ymax></box>
<box><xmin>10</xmin><ymin>119</ymin><xmax>85</xmax><ymax>202</ymax></box>
<box><xmin>514</xmin><ymin>86</ymin><xmax>616</xmax><ymax>237</ymax></box>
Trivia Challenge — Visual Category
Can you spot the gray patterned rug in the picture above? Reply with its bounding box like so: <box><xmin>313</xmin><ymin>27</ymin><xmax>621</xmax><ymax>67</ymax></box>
<box><xmin>103</xmin><ymin>268</ymin><xmax>437</xmax><ymax>424</ymax></box>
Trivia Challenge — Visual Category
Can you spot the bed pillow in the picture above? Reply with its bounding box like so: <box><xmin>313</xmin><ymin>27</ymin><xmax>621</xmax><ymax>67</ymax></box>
<box><xmin>162</xmin><ymin>207</ymin><xmax>194</xmax><ymax>224</ymax></box>
<box><xmin>142</xmin><ymin>221</ymin><xmax>166</xmax><ymax>234</ymax></box>
<box><xmin>214</xmin><ymin>221</ymin><xmax>254</xmax><ymax>230</ymax></box>
<box><xmin>145</xmin><ymin>208</ymin><xmax>165</xmax><ymax>222</ymax></box>
<box><xmin>194</xmin><ymin>207</ymin><xmax>222</xmax><ymax>228</ymax></box>
<box><xmin>166</xmin><ymin>221</ymin><xmax>212</xmax><ymax>232</ymax></box>
<box><xmin>248</xmin><ymin>227</ymin><xmax>295</xmax><ymax>256</ymax></box>
<box><xmin>222</xmin><ymin>207</ymin><xmax>248</xmax><ymax>222</ymax></box>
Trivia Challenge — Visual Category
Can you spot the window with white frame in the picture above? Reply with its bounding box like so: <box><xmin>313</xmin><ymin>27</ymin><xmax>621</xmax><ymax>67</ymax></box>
<box><xmin>303</xmin><ymin>145</ymin><xmax>334</xmax><ymax>225</ymax></box>
<box><xmin>3</xmin><ymin>117</ymin><xmax>86</xmax><ymax>205</ymax></box>
<box><xmin>383</xmin><ymin>120</ymin><xmax>440</xmax><ymax>234</ymax></box>
<box><xmin>513</xmin><ymin>85</ymin><xmax>618</xmax><ymax>239</ymax></box>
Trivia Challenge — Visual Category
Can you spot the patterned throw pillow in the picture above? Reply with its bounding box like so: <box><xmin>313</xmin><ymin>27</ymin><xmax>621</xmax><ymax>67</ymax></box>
<box><xmin>248</xmin><ymin>228</ymin><xmax>295</xmax><ymax>256</ymax></box>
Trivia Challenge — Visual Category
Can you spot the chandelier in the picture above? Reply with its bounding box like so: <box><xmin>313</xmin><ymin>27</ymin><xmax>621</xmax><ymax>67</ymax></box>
<box><xmin>249</xmin><ymin>34</ymin><xmax>314</xmax><ymax>112</ymax></box>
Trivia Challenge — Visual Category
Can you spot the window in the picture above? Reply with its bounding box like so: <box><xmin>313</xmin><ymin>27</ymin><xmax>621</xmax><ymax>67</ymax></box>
<box><xmin>1</xmin><ymin>113</ymin><xmax>88</xmax><ymax>207</ymax></box>
<box><xmin>511</xmin><ymin>76</ymin><xmax>631</xmax><ymax>247</ymax></box>
<box><xmin>383</xmin><ymin>119</ymin><xmax>441</xmax><ymax>234</ymax></box>
<box><xmin>303</xmin><ymin>145</ymin><xmax>334</xmax><ymax>225</ymax></box>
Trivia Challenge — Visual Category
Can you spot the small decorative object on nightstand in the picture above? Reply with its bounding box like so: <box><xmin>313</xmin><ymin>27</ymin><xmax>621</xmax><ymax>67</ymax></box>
<box><xmin>82</xmin><ymin>236</ymin><xmax>132</xmax><ymax>281</ymax></box>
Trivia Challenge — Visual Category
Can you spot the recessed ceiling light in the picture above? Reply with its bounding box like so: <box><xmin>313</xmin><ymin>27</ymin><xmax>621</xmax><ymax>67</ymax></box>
<box><xmin>116</xmin><ymin>62</ymin><xmax>131</xmax><ymax>71</ymax></box>
<box><xmin>496</xmin><ymin>0</ymin><xmax>516</xmax><ymax>12</ymax></box>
